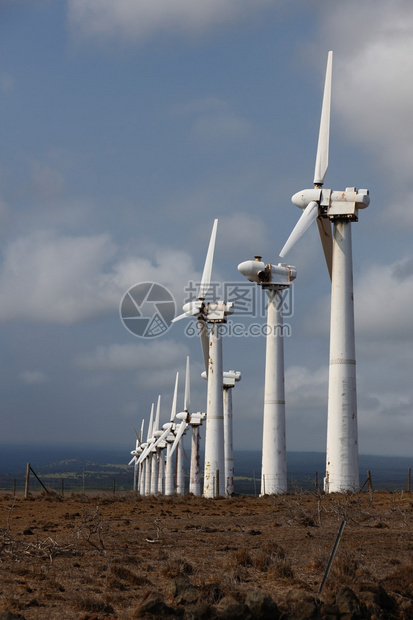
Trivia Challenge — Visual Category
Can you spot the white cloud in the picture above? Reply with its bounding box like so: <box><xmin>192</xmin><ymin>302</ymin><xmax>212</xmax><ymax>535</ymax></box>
<box><xmin>19</xmin><ymin>370</ymin><xmax>49</xmax><ymax>385</ymax></box>
<box><xmin>0</xmin><ymin>72</ymin><xmax>15</xmax><ymax>93</ymax></box>
<box><xmin>285</xmin><ymin>364</ymin><xmax>328</xmax><ymax>409</ymax></box>
<box><xmin>355</xmin><ymin>256</ymin><xmax>413</xmax><ymax>338</ymax></box>
<box><xmin>0</xmin><ymin>231</ymin><xmax>117</xmax><ymax>323</ymax></box>
<box><xmin>172</xmin><ymin>97</ymin><xmax>229</xmax><ymax>117</ymax></box>
<box><xmin>0</xmin><ymin>231</ymin><xmax>198</xmax><ymax>324</ymax></box>
<box><xmin>67</xmin><ymin>0</ymin><xmax>271</xmax><ymax>43</ymax></box>
<box><xmin>77</xmin><ymin>340</ymin><xmax>188</xmax><ymax>371</ymax></box>
<box><xmin>191</xmin><ymin>112</ymin><xmax>254</xmax><ymax>145</ymax></box>
<box><xmin>318</xmin><ymin>1</ymin><xmax>413</xmax><ymax>225</ymax></box>
<box><xmin>76</xmin><ymin>340</ymin><xmax>193</xmax><ymax>394</ymax></box>
<box><xmin>30</xmin><ymin>161</ymin><xmax>65</xmax><ymax>200</ymax></box>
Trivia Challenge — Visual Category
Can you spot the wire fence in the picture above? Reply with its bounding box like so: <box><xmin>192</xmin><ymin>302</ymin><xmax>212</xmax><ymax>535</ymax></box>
<box><xmin>0</xmin><ymin>465</ymin><xmax>411</xmax><ymax>497</ymax></box>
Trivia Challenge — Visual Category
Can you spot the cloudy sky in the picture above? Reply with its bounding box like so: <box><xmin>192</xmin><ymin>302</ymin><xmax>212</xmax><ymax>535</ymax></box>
<box><xmin>0</xmin><ymin>0</ymin><xmax>412</xmax><ymax>458</ymax></box>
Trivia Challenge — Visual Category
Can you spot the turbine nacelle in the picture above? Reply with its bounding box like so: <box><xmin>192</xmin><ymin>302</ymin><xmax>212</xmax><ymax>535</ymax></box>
<box><xmin>206</xmin><ymin>300</ymin><xmax>234</xmax><ymax>321</ymax></box>
<box><xmin>176</xmin><ymin>411</ymin><xmax>189</xmax><ymax>422</ymax></box>
<box><xmin>188</xmin><ymin>412</ymin><xmax>205</xmax><ymax>426</ymax></box>
<box><xmin>238</xmin><ymin>259</ymin><xmax>296</xmax><ymax>287</ymax></box>
<box><xmin>181</xmin><ymin>300</ymin><xmax>204</xmax><ymax>316</ymax></box>
<box><xmin>201</xmin><ymin>370</ymin><xmax>241</xmax><ymax>387</ymax></box>
<box><xmin>292</xmin><ymin>187</ymin><xmax>370</xmax><ymax>217</ymax></box>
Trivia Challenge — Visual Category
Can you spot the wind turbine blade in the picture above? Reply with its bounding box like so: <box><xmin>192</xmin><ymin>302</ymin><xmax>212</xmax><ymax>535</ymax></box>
<box><xmin>154</xmin><ymin>395</ymin><xmax>161</xmax><ymax>431</ymax></box>
<box><xmin>279</xmin><ymin>201</ymin><xmax>319</xmax><ymax>258</ymax></box>
<box><xmin>314</xmin><ymin>51</ymin><xmax>332</xmax><ymax>186</ymax></box>
<box><xmin>139</xmin><ymin>419</ymin><xmax>145</xmax><ymax>443</ymax></box>
<box><xmin>172</xmin><ymin>310</ymin><xmax>196</xmax><ymax>323</ymax></box>
<box><xmin>169</xmin><ymin>421</ymin><xmax>187</xmax><ymax>458</ymax></box>
<box><xmin>170</xmin><ymin>372</ymin><xmax>179</xmax><ymax>422</ymax></box>
<box><xmin>138</xmin><ymin>442</ymin><xmax>152</xmax><ymax>464</ymax></box>
<box><xmin>128</xmin><ymin>456</ymin><xmax>136</xmax><ymax>466</ymax></box>
<box><xmin>199</xmin><ymin>320</ymin><xmax>209</xmax><ymax>374</ymax></box>
<box><xmin>152</xmin><ymin>425</ymin><xmax>171</xmax><ymax>449</ymax></box>
<box><xmin>198</xmin><ymin>219</ymin><xmax>218</xmax><ymax>300</ymax></box>
<box><xmin>147</xmin><ymin>404</ymin><xmax>154</xmax><ymax>441</ymax></box>
<box><xmin>184</xmin><ymin>356</ymin><xmax>190</xmax><ymax>412</ymax></box>
<box><xmin>316</xmin><ymin>216</ymin><xmax>333</xmax><ymax>280</ymax></box>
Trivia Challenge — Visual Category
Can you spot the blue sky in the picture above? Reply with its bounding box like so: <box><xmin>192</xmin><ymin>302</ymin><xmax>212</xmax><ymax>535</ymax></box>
<box><xmin>0</xmin><ymin>0</ymin><xmax>412</xmax><ymax>458</ymax></box>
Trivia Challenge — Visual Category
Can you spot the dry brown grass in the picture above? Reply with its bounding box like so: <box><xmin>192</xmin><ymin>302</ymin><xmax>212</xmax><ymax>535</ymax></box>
<box><xmin>0</xmin><ymin>491</ymin><xmax>411</xmax><ymax>618</ymax></box>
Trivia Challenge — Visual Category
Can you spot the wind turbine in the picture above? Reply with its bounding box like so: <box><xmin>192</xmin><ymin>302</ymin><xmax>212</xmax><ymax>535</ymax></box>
<box><xmin>279</xmin><ymin>51</ymin><xmax>370</xmax><ymax>493</ymax></box>
<box><xmin>150</xmin><ymin>372</ymin><xmax>180</xmax><ymax>495</ymax></box>
<box><xmin>173</xmin><ymin>219</ymin><xmax>234</xmax><ymax>497</ymax></box>
<box><xmin>238</xmin><ymin>258</ymin><xmax>296</xmax><ymax>494</ymax></box>
<box><xmin>137</xmin><ymin>402</ymin><xmax>155</xmax><ymax>495</ymax></box>
<box><xmin>171</xmin><ymin>357</ymin><xmax>206</xmax><ymax>496</ymax></box>
<box><xmin>128</xmin><ymin>419</ymin><xmax>145</xmax><ymax>492</ymax></box>
<box><xmin>200</xmin><ymin>368</ymin><xmax>241</xmax><ymax>496</ymax></box>
<box><xmin>222</xmin><ymin>370</ymin><xmax>241</xmax><ymax>496</ymax></box>
<box><xmin>149</xmin><ymin>396</ymin><xmax>162</xmax><ymax>495</ymax></box>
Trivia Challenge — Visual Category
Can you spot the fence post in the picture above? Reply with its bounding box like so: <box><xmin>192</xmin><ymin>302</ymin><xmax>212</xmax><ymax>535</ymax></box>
<box><xmin>24</xmin><ymin>463</ymin><xmax>30</xmax><ymax>498</ymax></box>
<box><xmin>319</xmin><ymin>520</ymin><xmax>346</xmax><ymax>594</ymax></box>
<box><xmin>215</xmin><ymin>470</ymin><xmax>219</xmax><ymax>497</ymax></box>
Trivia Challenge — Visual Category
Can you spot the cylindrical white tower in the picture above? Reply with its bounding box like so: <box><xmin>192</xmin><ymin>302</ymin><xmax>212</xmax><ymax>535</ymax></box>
<box><xmin>189</xmin><ymin>426</ymin><xmax>201</xmax><ymax>496</ymax></box>
<box><xmin>165</xmin><ymin>440</ymin><xmax>175</xmax><ymax>495</ymax></box>
<box><xmin>261</xmin><ymin>287</ymin><xmax>287</xmax><ymax>495</ymax></box>
<box><xmin>223</xmin><ymin>386</ymin><xmax>234</xmax><ymax>497</ymax></box>
<box><xmin>176</xmin><ymin>440</ymin><xmax>185</xmax><ymax>494</ymax></box>
<box><xmin>325</xmin><ymin>220</ymin><xmax>359</xmax><ymax>492</ymax></box>
<box><xmin>133</xmin><ymin>461</ymin><xmax>138</xmax><ymax>493</ymax></box>
<box><xmin>203</xmin><ymin>323</ymin><xmax>225</xmax><ymax>497</ymax></box>
<box><xmin>140</xmin><ymin>460</ymin><xmax>146</xmax><ymax>495</ymax></box>
<box><xmin>157</xmin><ymin>448</ymin><xmax>165</xmax><ymax>495</ymax></box>
<box><xmin>144</xmin><ymin>457</ymin><xmax>152</xmax><ymax>496</ymax></box>
<box><xmin>150</xmin><ymin>451</ymin><xmax>159</xmax><ymax>495</ymax></box>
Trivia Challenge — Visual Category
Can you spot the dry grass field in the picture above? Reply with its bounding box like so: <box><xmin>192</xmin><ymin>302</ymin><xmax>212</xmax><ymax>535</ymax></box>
<box><xmin>0</xmin><ymin>490</ymin><xmax>412</xmax><ymax>619</ymax></box>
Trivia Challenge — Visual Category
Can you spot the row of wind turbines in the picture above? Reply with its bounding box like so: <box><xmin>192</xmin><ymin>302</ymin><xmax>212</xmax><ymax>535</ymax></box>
<box><xmin>128</xmin><ymin>51</ymin><xmax>370</xmax><ymax>496</ymax></box>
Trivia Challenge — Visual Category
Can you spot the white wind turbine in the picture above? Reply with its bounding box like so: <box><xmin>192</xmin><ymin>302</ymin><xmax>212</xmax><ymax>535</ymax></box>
<box><xmin>137</xmin><ymin>402</ymin><xmax>156</xmax><ymax>495</ymax></box>
<box><xmin>170</xmin><ymin>356</ymin><xmax>206</xmax><ymax>496</ymax></box>
<box><xmin>222</xmin><ymin>370</ymin><xmax>241</xmax><ymax>496</ymax></box>
<box><xmin>149</xmin><ymin>396</ymin><xmax>162</xmax><ymax>495</ymax></box>
<box><xmin>128</xmin><ymin>419</ymin><xmax>145</xmax><ymax>492</ymax></box>
<box><xmin>200</xmin><ymin>368</ymin><xmax>241</xmax><ymax>496</ymax></box>
<box><xmin>238</xmin><ymin>258</ymin><xmax>296</xmax><ymax>494</ymax></box>
<box><xmin>173</xmin><ymin>219</ymin><xmax>234</xmax><ymax>498</ymax></box>
<box><xmin>150</xmin><ymin>372</ymin><xmax>180</xmax><ymax>495</ymax></box>
<box><xmin>279</xmin><ymin>51</ymin><xmax>370</xmax><ymax>493</ymax></box>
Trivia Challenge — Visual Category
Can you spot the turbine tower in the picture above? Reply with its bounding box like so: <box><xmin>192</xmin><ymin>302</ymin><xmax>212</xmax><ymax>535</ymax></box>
<box><xmin>201</xmin><ymin>368</ymin><xmax>241</xmax><ymax>496</ymax></box>
<box><xmin>173</xmin><ymin>220</ymin><xmax>233</xmax><ymax>497</ymax></box>
<box><xmin>279</xmin><ymin>51</ymin><xmax>370</xmax><ymax>492</ymax></box>
<box><xmin>128</xmin><ymin>419</ymin><xmax>145</xmax><ymax>492</ymax></box>
<box><xmin>150</xmin><ymin>372</ymin><xmax>180</xmax><ymax>495</ymax></box>
<box><xmin>238</xmin><ymin>259</ymin><xmax>296</xmax><ymax>494</ymax></box>
<box><xmin>172</xmin><ymin>357</ymin><xmax>206</xmax><ymax>496</ymax></box>
<box><xmin>222</xmin><ymin>370</ymin><xmax>241</xmax><ymax>496</ymax></box>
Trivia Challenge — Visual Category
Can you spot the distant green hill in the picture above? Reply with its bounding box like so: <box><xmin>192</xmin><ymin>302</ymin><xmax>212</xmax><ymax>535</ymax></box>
<box><xmin>0</xmin><ymin>445</ymin><xmax>411</xmax><ymax>494</ymax></box>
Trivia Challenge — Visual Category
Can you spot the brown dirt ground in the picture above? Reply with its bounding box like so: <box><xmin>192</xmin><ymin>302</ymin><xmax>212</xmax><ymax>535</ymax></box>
<box><xmin>0</xmin><ymin>490</ymin><xmax>412</xmax><ymax>619</ymax></box>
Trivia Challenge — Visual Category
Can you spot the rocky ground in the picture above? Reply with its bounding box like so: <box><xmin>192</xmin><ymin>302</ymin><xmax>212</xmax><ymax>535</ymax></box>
<box><xmin>0</xmin><ymin>490</ymin><xmax>412</xmax><ymax>619</ymax></box>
